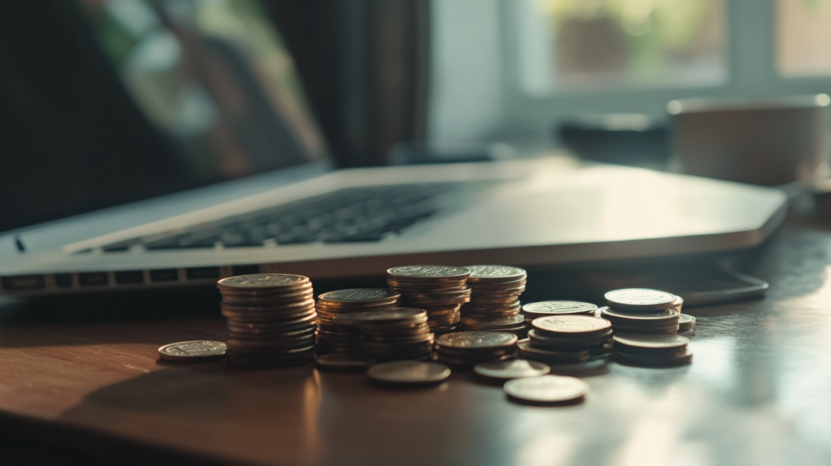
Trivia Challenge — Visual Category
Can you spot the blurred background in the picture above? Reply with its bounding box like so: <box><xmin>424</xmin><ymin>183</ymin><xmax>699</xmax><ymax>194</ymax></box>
<box><xmin>3</xmin><ymin>0</ymin><xmax>831</xmax><ymax>230</ymax></box>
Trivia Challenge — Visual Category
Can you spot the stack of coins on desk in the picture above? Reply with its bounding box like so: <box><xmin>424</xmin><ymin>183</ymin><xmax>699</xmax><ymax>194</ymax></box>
<box><xmin>335</xmin><ymin>308</ymin><xmax>434</xmax><ymax>361</ymax></box>
<box><xmin>315</xmin><ymin>289</ymin><xmax>401</xmax><ymax>354</ymax></box>
<box><xmin>612</xmin><ymin>333</ymin><xmax>692</xmax><ymax>366</ymax></box>
<box><xmin>520</xmin><ymin>315</ymin><xmax>613</xmax><ymax>365</ymax></box>
<box><xmin>460</xmin><ymin>265</ymin><xmax>527</xmax><ymax>336</ymax></box>
<box><xmin>522</xmin><ymin>301</ymin><xmax>598</xmax><ymax>332</ymax></box>
<box><xmin>431</xmin><ymin>331</ymin><xmax>518</xmax><ymax>368</ymax></box>
<box><xmin>602</xmin><ymin>288</ymin><xmax>681</xmax><ymax>334</ymax></box>
<box><xmin>387</xmin><ymin>265</ymin><xmax>471</xmax><ymax>334</ymax></box>
<box><xmin>218</xmin><ymin>274</ymin><xmax>317</xmax><ymax>369</ymax></box>
<box><xmin>678</xmin><ymin>314</ymin><xmax>696</xmax><ymax>337</ymax></box>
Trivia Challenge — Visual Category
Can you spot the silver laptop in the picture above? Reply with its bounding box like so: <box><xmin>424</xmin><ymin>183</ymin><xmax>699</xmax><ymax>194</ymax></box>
<box><xmin>0</xmin><ymin>0</ymin><xmax>787</xmax><ymax>296</ymax></box>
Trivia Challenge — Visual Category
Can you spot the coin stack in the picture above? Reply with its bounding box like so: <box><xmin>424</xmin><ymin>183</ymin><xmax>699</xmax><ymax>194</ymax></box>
<box><xmin>678</xmin><ymin>314</ymin><xmax>696</xmax><ymax>337</ymax></box>
<box><xmin>602</xmin><ymin>288</ymin><xmax>681</xmax><ymax>334</ymax></box>
<box><xmin>612</xmin><ymin>333</ymin><xmax>692</xmax><ymax>367</ymax></box>
<box><xmin>335</xmin><ymin>308</ymin><xmax>434</xmax><ymax>361</ymax></box>
<box><xmin>460</xmin><ymin>265</ymin><xmax>528</xmax><ymax>336</ymax></box>
<box><xmin>387</xmin><ymin>265</ymin><xmax>471</xmax><ymax>334</ymax></box>
<box><xmin>431</xmin><ymin>331</ymin><xmax>518</xmax><ymax>368</ymax></box>
<box><xmin>521</xmin><ymin>315</ymin><xmax>613</xmax><ymax>365</ymax></box>
<box><xmin>523</xmin><ymin>301</ymin><xmax>598</xmax><ymax>332</ymax></box>
<box><xmin>315</xmin><ymin>289</ymin><xmax>401</xmax><ymax>354</ymax></box>
<box><xmin>218</xmin><ymin>274</ymin><xmax>317</xmax><ymax>369</ymax></box>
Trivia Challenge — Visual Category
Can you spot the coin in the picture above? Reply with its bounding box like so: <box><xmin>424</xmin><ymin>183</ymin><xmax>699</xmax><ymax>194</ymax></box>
<box><xmin>528</xmin><ymin>329</ymin><xmax>613</xmax><ymax>349</ymax></box>
<box><xmin>317</xmin><ymin>289</ymin><xmax>400</xmax><ymax>306</ymax></box>
<box><xmin>221</xmin><ymin>290</ymin><xmax>315</xmax><ymax>306</ymax></box>
<box><xmin>435</xmin><ymin>331</ymin><xmax>518</xmax><ymax>350</ymax></box>
<box><xmin>221</xmin><ymin>299</ymin><xmax>316</xmax><ymax>313</ymax></box>
<box><xmin>601</xmin><ymin>307</ymin><xmax>679</xmax><ymax>323</ymax></box>
<box><xmin>614</xmin><ymin>348</ymin><xmax>693</xmax><ymax>367</ymax></box>
<box><xmin>217</xmin><ymin>274</ymin><xmax>310</xmax><ymax>292</ymax></box>
<box><xmin>432</xmin><ymin>351</ymin><xmax>515</xmax><ymax>367</ymax></box>
<box><xmin>612</xmin><ymin>333</ymin><xmax>689</xmax><ymax>352</ymax></box>
<box><xmin>604</xmin><ymin>288</ymin><xmax>677</xmax><ymax>311</ymax></box>
<box><xmin>315</xmin><ymin>353</ymin><xmax>376</xmax><ymax>372</ymax></box>
<box><xmin>517</xmin><ymin>341</ymin><xmax>591</xmax><ymax>363</ymax></box>
<box><xmin>464</xmin><ymin>265</ymin><xmax>527</xmax><ymax>283</ymax></box>
<box><xmin>333</xmin><ymin>308</ymin><xmax>427</xmax><ymax>326</ymax></box>
<box><xmin>367</xmin><ymin>361</ymin><xmax>451</xmax><ymax>386</ymax></box>
<box><xmin>670</xmin><ymin>295</ymin><xmax>684</xmax><ymax>312</ymax></box>
<box><xmin>532</xmin><ymin>315</ymin><xmax>611</xmax><ymax>337</ymax></box>
<box><xmin>468</xmin><ymin>278</ymin><xmax>527</xmax><ymax>290</ymax></box>
<box><xmin>473</xmin><ymin>359</ymin><xmax>550</xmax><ymax>380</ymax></box>
<box><xmin>523</xmin><ymin>301</ymin><xmax>598</xmax><ymax>318</ymax></box>
<box><xmin>158</xmin><ymin>340</ymin><xmax>227</xmax><ymax>362</ymax></box>
<box><xmin>388</xmin><ymin>281</ymin><xmax>468</xmax><ymax>291</ymax></box>
<box><xmin>679</xmin><ymin>314</ymin><xmax>696</xmax><ymax>330</ymax></box>
<box><xmin>386</xmin><ymin>265</ymin><xmax>470</xmax><ymax>283</ymax></box>
<box><xmin>503</xmin><ymin>375</ymin><xmax>588</xmax><ymax>404</ymax></box>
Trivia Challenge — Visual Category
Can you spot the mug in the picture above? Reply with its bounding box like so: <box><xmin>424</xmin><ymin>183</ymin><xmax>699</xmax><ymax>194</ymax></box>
<box><xmin>668</xmin><ymin>94</ymin><xmax>830</xmax><ymax>186</ymax></box>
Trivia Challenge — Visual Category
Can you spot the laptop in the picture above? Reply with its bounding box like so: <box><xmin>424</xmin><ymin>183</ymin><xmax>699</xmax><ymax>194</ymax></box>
<box><xmin>0</xmin><ymin>0</ymin><xmax>787</xmax><ymax>296</ymax></box>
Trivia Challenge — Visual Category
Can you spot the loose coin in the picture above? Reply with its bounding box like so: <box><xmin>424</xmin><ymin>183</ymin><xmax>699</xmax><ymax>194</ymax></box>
<box><xmin>503</xmin><ymin>375</ymin><xmax>589</xmax><ymax>404</ymax></box>
<box><xmin>473</xmin><ymin>359</ymin><xmax>550</xmax><ymax>380</ymax></box>
<box><xmin>604</xmin><ymin>288</ymin><xmax>677</xmax><ymax>311</ymax></box>
<box><xmin>386</xmin><ymin>265</ymin><xmax>470</xmax><ymax>283</ymax></box>
<box><xmin>614</xmin><ymin>348</ymin><xmax>693</xmax><ymax>367</ymax></box>
<box><xmin>158</xmin><ymin>340</ymin><xmax>227</xmax><ymax>362</ymax></box>
<box><xmin>367</xmin><ymin>360</ymin><xmax>451</xmax><ymax>386</ymax></box>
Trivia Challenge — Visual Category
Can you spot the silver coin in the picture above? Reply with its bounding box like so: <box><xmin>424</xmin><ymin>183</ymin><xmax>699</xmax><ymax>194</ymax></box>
<box><xmin>523</xmin><ymin>301</ymin><xmax>597</xmax><ymax>317</ymax></box>
<box><xmin>435</xmin><ymin>331</ymin><xmax>518</xmax><ymax>350</ymax></box>
<box><xmin>679</xmin><ymin>314</ymin><xmax>696</xmax><ymax>330</ymax></box>
<box><xmin>612</xmin><ymin>333</ymin><xmax>689</xmax><ymax>350</ymax></box>
<box><xmin>158</xmin><ymin>340</ymin><xmax>226</xmax><ymax>362</ymax></box>
<box><xmin>503</xmin><ymin>375</ymin><xmax>589</xmax><ymax>404</ymax></box>
<box><xmin>317</xmin><ymin>289</ymin><xmax>400</xmax><ymax>304</ymax></box>
<box><xmin>217</xmin><ymin>274</ymin><xmax>309</xmax><ymax>291</ymax></box>
<box><xmin>532</xmin><ymin>315</ymin><xmax>611</xmax><ymax>335</ymax></box>
<box><xmin>604</xmin><ymin>288</ymin><xmax>677</xmax><ymax>311</ymax></box>
<box><xmin>333</xmin><ymin>308</ymin><xmax>427</xmax><ymax>326</ymax></box>
<box><xmin>669</xmin><ymin>295</ymin><xmax>684</xmax><ymax>311</ymax></box>
<box><xmin>601</xmin><ymin>308</ymin><xmax>679</xmax><ymax>323</ymax></box>
<box><xmin>463</xmin><ymin>265</ymin><xmax>527</xmax><ymax>283</ymax></box>
<box><xmin>366</xmin><ymin>360</ymin><xmax>451</xmax><ymax>385</ymax></box>
<box><xmin>386</xmin><ymin>265</ymin><xmax>470</xmax><ymax>282</ymax></box>
<box><xmin>474</xmin><ymin>359</ymin><xmax>550</xmax><ymax>380</ymax></box>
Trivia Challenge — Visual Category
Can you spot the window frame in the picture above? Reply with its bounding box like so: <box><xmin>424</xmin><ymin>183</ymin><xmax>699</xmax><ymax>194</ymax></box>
<box><xmin>498</xmin><ymin>0</ymin><xmax>831</xmax><ymax>142</ymax></box>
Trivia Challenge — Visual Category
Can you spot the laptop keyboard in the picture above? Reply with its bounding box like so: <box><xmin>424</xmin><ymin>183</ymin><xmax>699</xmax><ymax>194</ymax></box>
<box><xmin>99</xmin><ymin>183</ymin><xmax>462</xmax><ymax>252</ymax></box>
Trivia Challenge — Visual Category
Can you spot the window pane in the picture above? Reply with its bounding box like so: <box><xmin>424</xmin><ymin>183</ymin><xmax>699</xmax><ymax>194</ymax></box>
<box><xmin>519</xmin><ymin>0</ymin><xmax>727</xmax><ymax>93</ymax></box>
<box><xmin>777</xmin><ymin>0</ymin><xmax>831</xmax><ymax>77</ymax></box>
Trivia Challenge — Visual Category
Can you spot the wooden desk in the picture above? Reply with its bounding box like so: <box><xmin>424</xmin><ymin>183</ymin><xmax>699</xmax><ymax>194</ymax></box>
<box><xmin>2</xmin><ymin>219</ymin><xmax>831</xmax><ymax>466</ymax></box>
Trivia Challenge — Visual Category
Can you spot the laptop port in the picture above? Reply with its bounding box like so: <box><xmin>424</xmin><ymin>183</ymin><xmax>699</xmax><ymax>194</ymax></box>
<box><xmin>186</xmin><ymin>267</ymin><xmax>220</xmax><ymax>280</ymax></box>
<box><xmin>78</xmin><ymin>272</ymin><xmax>108</xmax><ymax>287</ymax></box>
<box><xmin>1</xmin><ymin>275</ymin><xmax>46</xmax><ymax>290</ymax></box>
<box><xmin>54</xmin><ymin>274</ymin><xmax>73</xmax><ymax>288</ymax></box>
<box><xmin>150</xmin><ymin>269</ymin><xmax>179</xmax><ymax>282</ymax></box>
<box><xmin>115</xmin><ymin>271</ymin><xmax>144</xmax><ymax>285</ymax></box>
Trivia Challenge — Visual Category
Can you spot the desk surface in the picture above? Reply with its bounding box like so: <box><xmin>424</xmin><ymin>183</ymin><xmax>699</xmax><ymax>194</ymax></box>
<box><xmin>1</xmin><ymin>220</ymin><xmax>831</xmax><ymax>466</ymax></box>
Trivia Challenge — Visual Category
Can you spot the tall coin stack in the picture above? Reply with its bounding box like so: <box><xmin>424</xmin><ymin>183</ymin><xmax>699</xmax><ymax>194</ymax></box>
<box><xmin>601</xmin><ymin>288</ymin><xmax>681</xmax><ymax>335</ymax></box>
<box><xmin>520</xmin><ymin>315</ymin><xmax>613</xmax><ymax>365</ymax></box>
<box><xmin>387</xmin><ymin>265</ymin><xmax>471</xmax><ymax>334</ymax></box>
<box><xmin>460</xmin><ymin>265</ymin><xmax>528</xmax><ymax>336</ymax></box>
<box><xmin>431</xmin><ymin>331</ymin><xmax>518</xmax><ymax>368</ymax></box>
<box><xmin>218</xmin><ymin>274</ymin><xmax>317</xmax><ymax>369</ymax></box>
<box><xmin>315</xmin><ymin>289</ymin><xmax>401</xmax><ymax>354</ymax></box>
<box><xmin>335</xmin><ymin>308</ymin><xmax>434</xmax><ymax>361</ymax></box>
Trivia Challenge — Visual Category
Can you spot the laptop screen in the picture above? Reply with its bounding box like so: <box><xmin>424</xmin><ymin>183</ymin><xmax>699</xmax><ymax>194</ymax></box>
<box><xmin>0</xmin><ymin>0</ymin><xmax>327</xmax><ymax>233</ymax></box>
